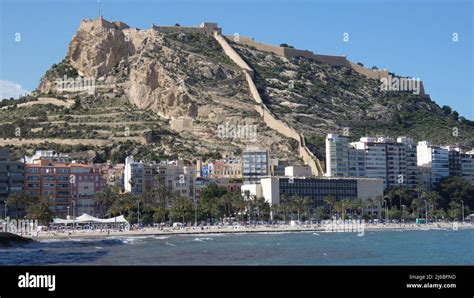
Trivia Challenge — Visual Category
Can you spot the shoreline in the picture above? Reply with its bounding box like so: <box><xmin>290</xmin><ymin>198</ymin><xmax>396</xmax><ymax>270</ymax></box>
<box><xmin>27</xmin><ymin>222</ymin><xmax>474</xmax><ymax>240</ymax></box>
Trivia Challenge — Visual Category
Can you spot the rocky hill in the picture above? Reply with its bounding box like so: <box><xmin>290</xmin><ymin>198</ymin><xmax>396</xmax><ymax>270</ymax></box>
<box><xmin>1</xmin><ymin>17</ymin><xmax>472</xmax><ymax>165</ymax></box>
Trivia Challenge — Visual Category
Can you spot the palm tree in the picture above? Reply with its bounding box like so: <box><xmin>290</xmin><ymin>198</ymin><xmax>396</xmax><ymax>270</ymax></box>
<box><xmin>94</xmin><ymin>186</ymin><xmax>119</xmax><ymax>217</ymax></box>
<box><xmin>232</xmin><ymin>193</ymin><xmax>247</xmax><ymax>221</ymax></box>
<box><xmin>6</xmin><ymin>192</ymin><xmax>30</xmax><ymax>219</ymax></box>
<box><xmin>365</xmin><ymin>197</ymin><xmax>375</xmax><ymax>218</ymax></box>
<box><xmin>243</xmin><ymin>190</ymin><xmax>257</xmax><ymax>223</ymax></box>
<box><xmin>324</xmin><ymin>196</ymin><xmax>336</xmax><ymax>219</ymax></box>
<box><xmin>303</xmin><ymin>197</ymin><xmax>313</xmax><ymax>220</ymax></box>
<box><xmin>426</xmin><ymin>191</ymin><xmax>440</xmax><ymax>216</ymax></box>
<box><xmin>333</xmin><ymin>200</ymin><xmax>343</xmax><ymax>220</ymax></box>
<box><xmin>26</xmin><ymin>196</ymin><xmax>52</xmax><ymax>224</ymax></box>
<box><xmin>170</xmin><ymin>195</ymin><xmax>194</xmax><ymax>223</ymax></box>
<box><xmin>291</xmin><ymin>196</ymin><xmax>305</xmax><ymax>221</ymax></box>
<box><xmin>253</xmin><ymin>197</ymin><xmax>270</xmax><ymax>221</ymax></box>
<box><xmin>280</xmin><ymin>194</ymin><xmax>291</xmax><ymax>222</ymax></box>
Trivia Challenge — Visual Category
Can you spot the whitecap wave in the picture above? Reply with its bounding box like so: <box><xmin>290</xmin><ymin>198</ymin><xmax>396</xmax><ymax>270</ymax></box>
<box><xmin>193</xmin><ymin>237</ymin><xmax>213</xmax><ymax>242</ymax></box>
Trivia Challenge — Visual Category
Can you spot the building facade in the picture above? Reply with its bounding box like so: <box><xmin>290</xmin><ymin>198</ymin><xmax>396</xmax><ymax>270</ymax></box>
<box><xmin>417</xmin><ymin>141</ymin><xmax>449</xmax><ymax>189</ymax></box>
<box><xmin>24</xmin><ymin>160</ymin><xmax>105</xmax><ymax>218</ymax></box>
<box><xmin>0</xmin><ymin>149</ymin><xmax>24</xmax><ymax>218</ymax></box>
<box><xmin>242</xmin><ymin>149</ymin><xmax>269</xmax><ymax>183</ymax></box>
<box><xmin>124</xmin><ymin>156</ymin><xmax>196</xmax><ymax>199</ymax></box>
<box><xmin>245</xmin><ymin>176</ymin><xmax>383</xmax><ymax>208</ymax></box>
<box><xmin>327</xmin><ymin>135</ymin><xmax>418</xmax><ymax>191</ymax></box>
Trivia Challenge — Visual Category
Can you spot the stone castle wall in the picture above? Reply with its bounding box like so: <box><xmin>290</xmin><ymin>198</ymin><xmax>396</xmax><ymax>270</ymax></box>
<box><xmin>227</xmin><ymin>34</ymin><xmax>426</xmax><ymax>96</ymax></box>
<box><xmin>154</xmin><ymin>25</ymin><xmax>221</xmax><ymax>36</ymax></box>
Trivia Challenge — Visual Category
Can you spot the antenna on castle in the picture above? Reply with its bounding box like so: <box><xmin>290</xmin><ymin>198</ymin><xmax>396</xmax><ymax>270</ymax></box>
<box><xmin>98</xmin><ymin>0</ymin><xmax>101</xmax><ymax>19</ymax></box>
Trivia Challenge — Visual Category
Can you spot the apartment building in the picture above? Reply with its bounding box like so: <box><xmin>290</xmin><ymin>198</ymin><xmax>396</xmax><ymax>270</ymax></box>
<box><xmin>24</xmin><ymin>160</ymin><xmax>105</xmax><ymax>218</ymax></box>
<box><xmin>417</xmin><ymin>141</ymin><xmax>449</xmax><ymax>189</ymax></box>
<box><xmin>242</xmin><ymin>149</ymin><xmax>269</xmax><ymax>183</ymax></box>
<box><xmin>0</xmin><ymin>149</ymin><xmax>24</xmax><ymax>218</ymax></box>
<box><xmin>327</xmin><ymin>135</ymin><xmax>418</xmax><ymax>191</ymax></box>
<box><xmin>124</xmin><ymin>156</ymin><xmax>196</xmax><ymax>199</ymax></box>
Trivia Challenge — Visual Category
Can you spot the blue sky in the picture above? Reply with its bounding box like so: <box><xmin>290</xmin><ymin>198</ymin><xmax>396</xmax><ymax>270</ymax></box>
<box><xmin>0</xmin><ymin>0</ymin><xmax>472</xmax><ymax>119</ymax></box>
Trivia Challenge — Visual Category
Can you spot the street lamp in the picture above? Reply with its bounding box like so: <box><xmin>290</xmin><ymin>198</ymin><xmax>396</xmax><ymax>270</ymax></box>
<box><xmin>72</xmin><ymin>200</ymin><xmax>76</xmax><ymax>232</ymax></box>
<box><xmin>424</xmin><ymin>200</ymin><xmax>428</xmax><ymax>224</ymax></box>
<box><xmin>460</xmin><ymin>200</ymin><xmax>464</xmax><ymax>224</ymax></box>
<box><xmin>194</xmin><ymin>197</ymin><xmax>198</xmax><ymax>227</ymax></box>
<box><xmin>137</xmin><ymin>200</ymin><xmax>140</xmax><ymax>228</ymax></box>
<box><xmin>384</xmin><ymin>199</ymin><xmax>389</xmax><ymax>223</ymax></box>
<box><xmin>401</xmin><ymin>205</ymin><xmax>406</xmax><ymax>221</ymax></box>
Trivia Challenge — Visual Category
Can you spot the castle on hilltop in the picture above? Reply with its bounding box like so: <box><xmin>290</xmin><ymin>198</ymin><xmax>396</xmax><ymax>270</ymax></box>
<box><xmin>79</xmin><ymin>17</ymin><xmax>427</xmax><ymax>96</ymax></box>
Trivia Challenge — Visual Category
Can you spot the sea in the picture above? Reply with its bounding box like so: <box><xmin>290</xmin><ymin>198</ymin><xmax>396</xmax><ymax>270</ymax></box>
<box><xmin>1</xmin><ymin>229</ymin><xmax>473</xmax><ymax>265</ymax></box>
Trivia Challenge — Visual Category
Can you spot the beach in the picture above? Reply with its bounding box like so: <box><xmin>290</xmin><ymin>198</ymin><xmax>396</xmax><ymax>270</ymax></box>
<box><xmin>27</xmin><ymin>222</ymin><xmax>474</xmax><ymax>240</ymax></box>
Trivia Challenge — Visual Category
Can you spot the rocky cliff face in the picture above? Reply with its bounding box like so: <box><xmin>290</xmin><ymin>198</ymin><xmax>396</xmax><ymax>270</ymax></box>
<box><xmin>36</xmin><ymin>18</ymin><xmax>301</xmax><ymax>162</ymax></box>
<box><xmin>35</xmin><ymin>17</ymin><xmax>473</xmax><ymax>161</ymax></box>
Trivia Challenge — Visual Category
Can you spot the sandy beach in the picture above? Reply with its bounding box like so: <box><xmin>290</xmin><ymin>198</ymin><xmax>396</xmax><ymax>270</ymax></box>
<box><xmin>27</xmin><ymin>222</ymin><xmax>474</xmax><ymax>240</ymax></box>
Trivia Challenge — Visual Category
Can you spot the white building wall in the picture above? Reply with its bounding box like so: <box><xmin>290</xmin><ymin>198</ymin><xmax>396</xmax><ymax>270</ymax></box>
<box><xmin>284</xmin><ymin>166</ymin><xmax>311</xmax><ymax>178</ymax></box>
<box><xmin>356</xmin><ymin>179</ymin><xmax>384</xmax><ymax>199</ymax></box>
<box><xmin>261</xmin><ymin>177</ymin><xmax>280</xmax><ymax>205</ymax></box>
<box><xmin>241</xmin><ymin>183</ymin><xmax>262</xmax><ymax>199</ymax></box>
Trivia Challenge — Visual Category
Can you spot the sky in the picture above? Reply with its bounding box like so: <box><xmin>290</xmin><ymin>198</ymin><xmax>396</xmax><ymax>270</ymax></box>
<box><xmin>0</xmin><ymin>0</ymin><xmax>472</xmax><ymax>119</ymax></box>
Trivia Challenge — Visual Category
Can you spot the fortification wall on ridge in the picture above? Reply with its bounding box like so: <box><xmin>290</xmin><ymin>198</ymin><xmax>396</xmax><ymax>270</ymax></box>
<box><xmin>216</xmin><ymin>31</ymin><xmax>324</xmax><ymax>176</ymax></box>
<box><xmin>227</xmin><ymin>35</ymin><xmax>349</xmax><ymax>68</ymax></box>
<box><xmin>226</xmin><ymin>36</ymin><xmax>285</xmax><ymax>56</ymax></box>
<box><xmin>228</xmin><ymin>33</ymin><xmax>427</xmax><ymax>96</ymax></box>
<box><xmin>153</xmin><ymin>25</ymin><xmax>220</xmax><ymax>36</ymax></box>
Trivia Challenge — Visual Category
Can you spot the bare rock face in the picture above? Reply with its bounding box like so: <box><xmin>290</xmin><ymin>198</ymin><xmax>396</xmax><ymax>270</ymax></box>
<box><xmin>68</xmin><ymin>18</ymin><xmax>132</xmax><ymax>78</ymax></box>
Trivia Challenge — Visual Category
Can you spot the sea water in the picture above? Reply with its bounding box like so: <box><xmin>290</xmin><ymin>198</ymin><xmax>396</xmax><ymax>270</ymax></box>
<box><xmin>1</xmin><ymin>229</ymin><xmax>473</xmax><ymax>265</ymax></box>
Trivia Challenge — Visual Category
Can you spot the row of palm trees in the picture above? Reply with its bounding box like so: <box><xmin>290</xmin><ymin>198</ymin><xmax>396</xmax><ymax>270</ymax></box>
<box><xmin>4</xmin><ymin>192</ymin><xmax>52</xmax><ymax>224</ymax></box>
<box><xmin>93</xmin><ymin>184</ymin><xmax>272</xmax><ymax>225</ymax></box>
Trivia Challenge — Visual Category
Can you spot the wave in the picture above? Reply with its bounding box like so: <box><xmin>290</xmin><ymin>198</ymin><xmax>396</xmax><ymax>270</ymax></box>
<box><xmin>193</xmin><ymin>237</ymin><xmax>213</xmax><ymax>242</ymax></box>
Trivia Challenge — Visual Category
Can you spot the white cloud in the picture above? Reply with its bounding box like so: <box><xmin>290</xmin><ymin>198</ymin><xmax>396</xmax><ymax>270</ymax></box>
<box><xmin>0</xmin><ymin>80</ymin><xmax>30</xmax><ymax>100</ymax></box>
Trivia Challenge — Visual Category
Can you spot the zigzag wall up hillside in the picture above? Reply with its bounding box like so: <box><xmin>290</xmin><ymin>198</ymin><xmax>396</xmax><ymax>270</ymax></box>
<box><xmin>214</xmin><ymin>31</ymin><xmax>324</xmax><ymax>176</ymax></box>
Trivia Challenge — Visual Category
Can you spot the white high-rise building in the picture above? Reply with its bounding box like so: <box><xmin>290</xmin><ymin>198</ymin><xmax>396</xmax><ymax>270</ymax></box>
<box><xmin>417</xmin><ymin>141</ymin><xmax>449</xmax><ymax>189</ymax></box>
<box><xmin>326</xmin><ymin>134</ymin><xmax>418</xmax><ymax>190</ymax></box>
<box><xmin>326</xmin><ymin>134</ymin><xmax>366</xmax><ymax>177</ymax></box>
